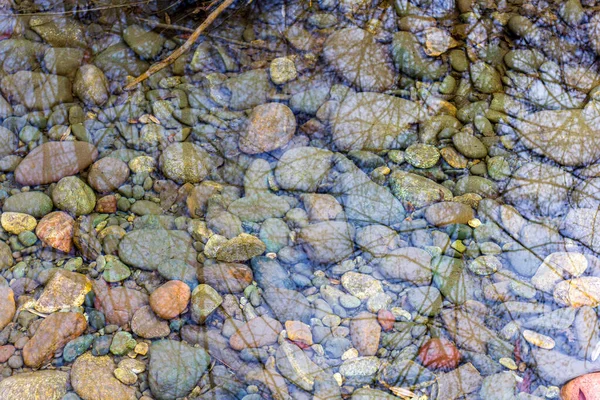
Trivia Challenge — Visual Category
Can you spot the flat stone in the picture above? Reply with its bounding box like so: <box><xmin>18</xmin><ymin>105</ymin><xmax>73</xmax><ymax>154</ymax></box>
<box><xmin>554</xmin><ymin>277</ymin><xmax>600</xmax><ymax>307</ymax></box>
<box><xmin>323</xmin><ymin>27</ymin><xmax>395</xmax><ymax>92</ymax></box>
<box><xmin>148</xmin><ymin>340</ymin><xmax>210</xmax><ymax>400</ymax></box>
<box><xmin>190</xmin><ymin>284</ymin><xmax>222</xmax><ymax>324</ymax></box>
<box><xmin>34</xmin><ymin>269</ymin><xmax>92</xmax><ymax>313</ymax></box>
<box><xmin>123</xmin><ymin>24</ymin><xmax>165</xmax><ymax>59</ymax></box>
<box><xmin>339</xmin><ymin>356</ymin><xmax>380</xmax><ymax>377</ymax></box>
<box><xmin>131</xmin><ymin>305</ymin><xmax>170</xmax><ymax>339</ymax></box>
<box><xmin>275</xmin><ymin>341</ymin><xmax>322</xmax><ymax>391</ymax></box>
<box><xmin>15</xmin><ymin>141</ymin><xmax>98</xmax><ymax>185</ymax></box>
<box><xmin>197</xmin><ymin>262</ymin><xmax>253</xmax><ymax>293</ymax></box>
<box><xmin>372</xmin><ymin>247</ymin><xmax>433</xmax><ymax>285</ymax></box>
<box><xmin>341</xmin><ymin>272</ymin><xmax>383</xmax><ymax>300</ymax></box>
<box><xmin>118</xmin><ymin>229</ymin><xmax>196</xmax><ymax>271</ymax></box>
<box><xmin>274</xmin><ymin>146</ymin><xmax>333</xmax><ymax>192</ymax></box>
<box><xmin>434</xmin><ymin>363</ymin><xmax>483</xmax><ymax>400</ymax></box>
<box><xmin>1</xmin><ymin>71</ymin><xmax>73</xmax><ymax>110</ymax></box>
<box><xmin>229</xmin><ymin>316</ymin><xmax>283</xmax><ymax>350</ymax></box>
<box><xmin>159</xmin><ymin>142</ymin><xmax>215</xmax><ymax>184</ymax></box>
<box><xmin>3</xmin><ymin>191</ymin><xmax>53</xmax><ymax>218</ymax></box>
<box><xmin>523</xmin><ymin>329</ymin><xmax>555</xmax><ymax>349</ymax></box>
<box><xmin>92</xmin><ymin>279</ymin><xmax>148</xmax><ymax>326</ymax></box>
<box><xmin>531</xmin><ymin>252</ymin><xmax>588</xmax><ymax>293</ymax></box>
<box><xmin>330</xmin><ymin>92</ymin><xmax>423</xmax><ymax>151</ymax></box>
<box><xmin>389</xmin><ymin>171</ymin><xmax>453</xmax><ymax>209</ymax></box>
<box><xmin>23</xmin><ymin>311</ymin><xmax>87</xmax><ymax>368</ymax></box>
<box><xmin>298</xmin><ymin>221</ymin><xmax>354</xmax><ymax>264</ymax></box>
<box><xmin>0</xmin><ymin>287</ymin><xmax>15</xmax><ymax>330</ymax></box>
<box><xmin>425</xmin><ymin>202</ymin><xmax>475</xmax><ymax>226</ymax></box>
<box><xmin>350</xmin><ymin>312</ymin><xmax>381</xmax><ymax>356</ymax></box>
<box><xmin>87</xmin><ymin>157</ymin><xmax>130</xmax><ymax>193</ymax></box>
<box><xmin>215</xmin><ymin>233</ymin><xmax>266</xmax><ymax>263</ymax></box>
<box><xmin>0</xmin><ymin>370</ymin><xmax>68</xmax><ymax>400</ymax></box>
<box><xmin>71</xmin><ymin>352</ymin><xmax>136</xmax><ymax>400</ymax></box>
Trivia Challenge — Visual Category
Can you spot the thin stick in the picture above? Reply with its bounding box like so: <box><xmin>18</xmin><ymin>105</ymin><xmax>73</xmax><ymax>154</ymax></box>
<box><xmin>123</xmin><ymin>0</ymin><xmax>236</xmax><ymax>91</ymax></box>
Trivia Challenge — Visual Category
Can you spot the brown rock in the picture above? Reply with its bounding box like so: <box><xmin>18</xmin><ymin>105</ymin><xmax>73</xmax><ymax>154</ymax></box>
<box><xmin>350</xmin><ymin>312</ymin><xmax>381</xmax><ymax>356</ymax></box>
<box><xmin>130</xmin><ymin>305</ymin><xmax>170</xmax><ymax>339</ymax></box>
<box><xmin>35</xmin><ymin>269</ymin><xmax>92</xmax><ymax>313</ymax></box>
<box><xmin>149</xmin><ymin>280</ymin><xmax>190</xmax><ymax>320</ymax></box>
<box><xmin>440</xmin><ymin>147</ymin><xmax>468</xmax><ymax>169</ymax></box>
<box><xmin>230</xmin><ymin>316</ymin><xmax>283</xmax><ymax>350</ymax></box>
<box><xmin>15</xmin><ymin>141</ymin><xmax>98</xmax><ymax>186</ymax></box>
<box><xmin>0</xmin><ymin>370</ymin><xmax>68</xmax><ymax>400</ymax></box>
<box><xmin>0</xmin><ymin>344</ymin><xmax>15</xmax><ymax>362</ymax></box>
<box><xmin>285</xmin><ymin>320</ymin><xmax>313</xmax><ymax>346</ymax></box>
<box><xmin>87</xmin><ymin>157</ymin><xmax>130</xmax><ymax>193</ymax></box>
<box><xmin>0</xmin><ymin>286</ymin><xmax>15</xmax><ymax>330</ymax></box>
<box><xmin>35</xmin><ymin>211</ymin><xmax>74</xmax><ymax>253</ymax></box>
<box><xmin>239</xmin><ymin>103</ymin><xmax>297</xmax><ymax>154</ymax></box>
<box><xmin>424</xmin><ymin>202</ymin><xmax>475</xmax><ymax>227</ymax></box>
<box><xmin>71</xmin><ymin>352</ymin><xmax>136</xmax><ymax>400</ymax></box>
<box><xmin>418</xmin><ymin>337</ymin><xmax>461</xmax><ymax>371</ymax></box>
<box><xmin>197</xmin><ymin>263</ymin><xmax>253</xmax><ymax>293</ymax></box>
<box><xmin>23</xmin><ymin>311</ymin><xmax>87</xmax><ymax>368</ymax></box>
<box><xmin>92</xmin><ymin>279</ymin><xmax>148</xmax><ymax>326</ymax></box>
<box><xmin>95</xmin><ymin>195</ymin><xmax>117</xmax><ymax>213</ymax></box>
<box><xmin>377</xmin><ymin>309</ymin><xmax>395</xmax><ymax>332</ymax></box>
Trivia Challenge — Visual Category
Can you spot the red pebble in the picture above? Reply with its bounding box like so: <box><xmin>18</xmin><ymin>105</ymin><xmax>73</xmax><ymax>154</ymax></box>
<box><xmin>377</xmin><ymin>309</ymin><xmax>395</xmax><ymax>331</ymax></box>
<box><xmin>418</xmin><ymin>337</ymin><xmax>461</xmax><ymax>371</ymax></box>
<box><xmin>0</xmin><ymin>345</ymin><xmax>15</xmax><ymax>363</ymax></box>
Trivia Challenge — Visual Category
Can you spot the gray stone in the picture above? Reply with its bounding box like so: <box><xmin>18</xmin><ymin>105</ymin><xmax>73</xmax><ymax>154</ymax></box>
<box><xmin>298</xmin><ymin>221</ymin><xmax>354</xmax><ymax>264</ymax></box>
<box><xmin>123</xmin><ymin>24</ymin><xmax>165</xmax><ymax>59</ymax></box>
<box><xmin>391</xmin><ymin>31</ymin><xmax>446</xmax><ymax>80</ymax></box>
<box><xmin>240</xmin><ymin>103</ymin><xmax>296</xmax><ymax>154</ymax></box>
<box><xmin>373</xmin><ymin>247</ymin><xmax>433</xmax><ymax>285</ymax></box>
<box><xmin>1</xmin><ymin>71</ymin><xmax>72</xmax><ymax>110</ymax></box>
<box><xmin>274</xmin><ymin>146</ymin><xmax>333</xmax><ymax>192</ymax></box>
<box><xmin>159</xmin><ymin>142</ymin><xmax>215</xmax><ymax>184</ymax></box>
<box><xmin>389</xmin><ymin>171</ymin><xmax>453</xmax><ymax>209</ymax></box>
<box><xmin>73</xmin><ymin>65</ymin><xmax>109</xmax><ymax>106</ymax></box>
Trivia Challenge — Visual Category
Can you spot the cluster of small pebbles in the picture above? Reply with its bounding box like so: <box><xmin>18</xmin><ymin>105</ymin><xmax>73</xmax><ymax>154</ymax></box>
<box><xmin>0</xmin><ymin>0</ymin><xmax>600</xmax><ymax>399</ymax></box>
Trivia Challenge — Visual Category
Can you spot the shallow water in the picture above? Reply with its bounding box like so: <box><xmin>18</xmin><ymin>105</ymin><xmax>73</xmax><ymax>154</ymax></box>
<box><xmin>0</xmin><ymin>0</ymin><xmax>599</xmax><ymax>399</ymax></box>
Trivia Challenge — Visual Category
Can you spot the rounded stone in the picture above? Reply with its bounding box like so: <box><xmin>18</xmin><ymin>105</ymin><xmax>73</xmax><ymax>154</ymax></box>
<box><xmin>3</xmin><ymin>191</ymin><xmax>53</xmax><ymax>218</ymax></box>
<box><xmin>51</xmin><ymin>176</ymin><xmax>96</xmax><ymax>216</ymax></box>
<box><xmin>1</xmin><ymin>212</ymin><xmax>37</xmax><ymax>234</ymax></box>
<box><xmin>404</xmin><ymin>143</ymin><xmax>440</xmax><ymax>168</ymax></box>
<box><xmin>239</xmin><ymin>103</ymin><xmax>297</xmax><ymax>154</ymax></box>
<box><xmin>35</xmin><ymin>211</ymin><xmax>74</xmax><ymax>253</ymax></box>
<box><xmin>149</xmin><ymin>280</ymin><xmax>191</xmax><ymax>320</ymax></box>
<box><xmin>73</xmin><ymin>64</ymin><xmax>109</xmax><ymax>106</ymax></box>
<box><xmin>418</xmin><ymin>337</ymin><xmax>461</xmax><ymax>371</ymax></box>
<box><xmin>452</xmin><ymin>131</ymin><xmax>488</xmax><ymax>159</ymax></box>
<box><xmin>87</xmin><ymin>157</ymin><xmax>130</xmax><ymax>193</ymax></box>
<box><xmin>131</xmin><ymin>305</ymin><xmax>170</xmax><ymax>339</ymax></box>
<box><xmin>159</xmin><ymin>142</ymin><xmax>213</xmax><ymax>184</ymax></box>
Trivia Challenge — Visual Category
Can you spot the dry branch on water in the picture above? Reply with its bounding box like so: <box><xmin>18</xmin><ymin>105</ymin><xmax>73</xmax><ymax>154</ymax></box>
<box><xmin>123</xmin><ymin>0</ymin><xmax>238</xmax><ymax>91</ymax></box>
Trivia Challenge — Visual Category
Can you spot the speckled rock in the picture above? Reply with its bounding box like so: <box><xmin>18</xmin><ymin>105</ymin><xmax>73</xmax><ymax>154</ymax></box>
<box><xmin>0</xmin><ymin>212</ymin><xmax>36</xmax><ymax>234</ymax></box>
<box><xmin>3</xmin><ymin>191</ymin><xmax>53</xmax><ymax>218</ymax></box>
<box><xmin>0</xmin><ymin>370</ymin><xmax>68</xmax><ymax>400</ymax></box>
<box><xmin>87</xmin><ymin>157</ymin><xmax>130</xmax><ymax>193</ymax></box>
<box><xmin>73</xmin><ymin>64</ymin><xmax>109</xmax><ymax>106</ymax></box>
<box><xmin>425</xmin><ymin>202</ymin><xmax>475</xmax><ymax>226</ymax></box>
<box><xmin>51</xmin><ymin>176</ymin><xmax>96</xmax><ymax>216</ymax></box>
<box><xmin>0</xmin><ymin>287</ymin><xmax>15</xmax><ymax>330</ymax></box>
<box><xmin>35</xmin><ymin>211</ymin><xmax>74</xmax><ymax>253</ymax></box>
<box><xmin>239</xmin><ymin>103</ymin><xmax>297</xmax><ymax>154</ymax></box>
<box><xmin>131</xmin><ymin>305</ymin><xmax>170</xmax><ymax>339</ymax></box>
<box><xmin>350</xmin><ymin>312</ymin><xmax>381</xmax><ymax>356</ymax></box>
<box><xmin>34</xmin><ymin>269</ymin><xmax>92</xmax><ymax>313</ymax></box>
<box><xmin>159</xmin><ymin>142</ymin><xmax>214</xmax><ymax>184</ymax></box>
<box><xmin>71</xmin><ymin>352</ymin><xmax>136</xmax><ymax>400</ymax></box>
<box><xmin>190</xmin><ymin>284</ymin><xmax>222</xmax><ymax>324</ymax></box>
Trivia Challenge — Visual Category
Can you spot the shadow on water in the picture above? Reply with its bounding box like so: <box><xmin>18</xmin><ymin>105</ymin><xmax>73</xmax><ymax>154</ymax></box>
<box><xmin>1</xmin><ymin>0</ymin><xmax>600</xmax><ymax>399</ymax></box>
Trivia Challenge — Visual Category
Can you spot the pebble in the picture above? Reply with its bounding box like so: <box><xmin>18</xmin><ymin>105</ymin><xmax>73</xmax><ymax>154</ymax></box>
<box><xmin>149</xmin><ymin>280</ymin><xmax>191</xmax><ymax>320</ymax></box>
<box><xmin>87</xmin><ymin>157</ymin><xmax>130</xmax><ymax>193</ymax></box>
<box><xmin>239</xmin><ymin>103</ymin><xmax>297</xmax><ymax>154</ymax></box>
<box><xmin>230</xmin><ymin>316</ymin><xmax>283</xmax><ymax>350</ymax></box>
<box><xmin>1</xmin><ymin>212</ymin><xmax>36</xmax><ymax>234</ymax></box>
<box><xmin>34</xmin><ymin>269</ymin><xmax>91</xmax><ymax>313</ymax></box>
<box><xmin>523</xmin><ymin>329</ymin><xmax>556</xmax><ymax>350</ymax></box>
<box><xmin>114</xmin><ymin>367</ymin><xmax>137</xmax><ymax>385</ymax></box>
<box><xmin>554</xmin><ymin>277</ymin><xmax>600</xmax><ymax>308</ymax></box>
<box><xmin>350</xmin><ymin>312</ymin><xmax>381</xmax><ymax>356</ymax></box>
<box><xmin>35</xmin><ymin>211</ymin><xmax>74</xmax><ymax>253</ymax></box>
<box><xmin>405</xmin><ymin>143</ymin><xmax>440</xmax><ymax>168</ymax></box>
<box><xmin>190</xmin><ymin>284</ymin><xmax>222</xmax><ymax>324</ymax></box>
<box><xmin>71</xmin><ymin>352</ymin><xmax>136</xmax><ymax>400</ymax></box>
<box><xmin>0</xmin><ymin>370</ymin><xmax>68</xmax><ymax>399</ymax></box>
<box><xmin>285</xmin><ymin>320</ymin><xmax>313</xmax><ymax>346</ymax></box>
<box><xmin>340</xmin><ymin>271</ymin><xmax>383</xmax><ymax>300</ymax></box>
<box><xmin>270</xmin><ymin>57</ymin><xmax>297</xmax><ymax>84</ymax></box>
<box><xmin>418</xmin><ymin>337</ymin><xmax>461</xmax><ymax>371</ymax></box>
<box><xmin>131</xmin><ymin>305</ymin><xmax>170</xmax><ymax>339</ymax></box>
<box><xmin>51</xmin><ymin>176</ymin><xmax>96</xmax><ymax>216</ymax></box>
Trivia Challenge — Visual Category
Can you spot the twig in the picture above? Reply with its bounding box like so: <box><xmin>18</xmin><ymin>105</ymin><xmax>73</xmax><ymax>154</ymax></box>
<box><xmin>123</xmin><ymin>0</ymin><xmax>236</xmax><ymax>91</ymax></box>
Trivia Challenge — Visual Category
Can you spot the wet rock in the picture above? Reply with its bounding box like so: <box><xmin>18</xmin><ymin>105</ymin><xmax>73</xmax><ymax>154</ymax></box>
<box><xmin>149</xmin><ymin>280</ymin><xmax>190</xmax><ymax>319</ymax></box>
<box><xmin>251</xmin><ymin>256</ymin><xmax>294</xmax><ymax>290</ymax></box>
<box><xmin>350</xmin><ymin>312</ymin><xmax>381</xmax><ymax>356</ymax></box>
<box><xmin>131</xmin><ymin>305</ymin><xmax>170</xmax><ymax>339</ymax></box>
<box><xmin>35</xmin><ymin>211</ymin><xmax>74</xmax><ymax>253</ymax></box>
<box><xmin>43</xmin><ymin>47</ymin><xmax>84</xmax><ymax>76</ymax></box>
<box><xmin>561</xmin><ymin>208</ymin><xmax>600</xmax><ymax>250</ymax></box>
<box><xmin>216</xmin><ymin>233</ymin><xmax>266</xmax><ymax>262</ymax></box>
<box><xmin>470</xmin><ymin>61</ymin><xmax>503</xmax><ymax>93</ymax></box>
<box><xmin>274</xmin><ymin>146</ymin><xmax>333</xmax><ymax>192</ymax></box>
<box><xmin>531</xmin><ymin>252</ymin><xmax>588</xmax><ymax>293</ymax></box>
<box><xmin>0</xmin><ymin>287</ymin><xmax>15</xmax><ymax>330</ymax></box>
<box><xmin>330</xmin><ymin>92</ymin><xmax>423</xmax><ymax>151</ymax></box>
<box><xmin>389</xmin><ymin>171</ymin><xmax>453</xmax><ymax>208</ymax></box>
<box><xmin>30</xmin><ymin>16</ymin><xmax>86</xmax><ymax>47</ymax></box>
<box><xmin>298</xmin><ymin>221</ymin><xmax>354</xmax><ymax>264</ymax></box>
<box><xmin>71</xmin><ymin>352</ymin><xmax>136</xmax><ymax>400</ymax></box>
<box><xmin>223</xmin><ymin>69</ymin><xmax>272</xmax><ymax>110</ymax></box>
<box><xmin>92</xmin><ymin>279</ymin><xmax>148</xmax><ymax>326</ymax></box>
<box><xmin>198</xmin><ymin>262</ymin><xmax>253</xmax><ymax>293</ymax></box>
<box><xmin>433</xmin><ymin>363</ymin><xmax>483</xmax><ymax>400</ymax></box>
<box><xmin>574</xmin><ymin>306</ymin><xmax>600</xmax><ymax>361</ymax></box>
<box><xmin>159</xmin><ymin>142</ymin><xmax>214</xmax><ymax>184</ymax></box>
<box><xmin>1</xmin><ymin>212</ymin><xmax>36</xmax><ymax>234</ymax></box>
<box><xmin>405</xmin><ymin>285</ymin><xmax>443</xmax><ymax>316</ymax></box>
<box><xmin>0</xmin><ymin>39</ymin><xmax>45</xmax><ymax>74</ymax></box>
<box><xmin>270</xmin><ymin>56</ymin><xmax>297</xmax><ymax>84</ymax></box>
<box><xmin>432</xmin><ymin>256</ymin><xmax>477</xmax><ymax>305</ymax></box>
<box><xmin>561</xmin><ymin>372</ymin><xmax>600</xmax><ymax>400</ymax></box>
<box><xmin>148</xmin><ymin>340</ymin><xmax>210</xmax><ymax>400</ymax></box>
<box><xmin>15</xmin><ymin>141</ymin><xmax>98</xmax><ymax>185</ymax></box>
<box><xmin>354</xmin><ymin>224</ymin><xmax>399</xmax><ymax>258</ymax></box>
<box><xmin>123</xmin><ymin>24</ymin><xmax>165</xmax><ymax>59</ymax></box>
<box><xmin>505</xmin><ymin>162</ymin><xmax>574</xmax><ymax>219</ymax></box>
<box><xmin>452</xmin><ymin>131</ymin><xmax>488</xmax><ymax>159</ymax></box>
<box><xmin>190</xmin><ymin>284</ymin><xmax>222</xmax><ymax>324</ymax></box>
<box><xmin>94</xmin><ymin>43</ymin><xmax>149</xmax><ymax>81</ymax></box>
<box><xmin>531</xmin><ymin>347</ymin><xmax>600</xmax><ymax>386</ymax></box>
<box><xmin>341</xmin><ymin>271</ymin><xmax>383</xmax><ymax>300</ymax></box>
<box><xmin>118</xmin><ymin>229</ymin><xmax>196</xmax><ymax>271</ymax></box>
<box><xmin>392</xmin><ymin>31</ymin><xmax>446</xmax><ymax>81</ymax></box>
<box><xmin>554</xmin><ymin>277</ymin><xmax>600</xmax><ymax>307</ymax></box>
<box><xmin>425</xmin><ymin>202</ymin><xmax>475</xmax><ymax>226</ymax></box>
<box><xmin>1</xmin><ymin>71</ymin><xmax>72</xmax><ymax>110</ymax></box>
<box><xmin>3</xmin><ymin>191</ymin><xmax>53</xmax><ymax>218</ymax></box>
<box><xmin>405</xmin><ymin>143</ymin><xmax>440</xmax><ymax>168</ymax></box>
<box><xmin>35</xmin><ymin>269</ymin><xmax>91</xmax><ymax>313</ymax></box>
<box><xmin>286</xmin><ymin>320</ymin><xmax>313</xmax><ymax>346</ymax></box>
<box><xmin>441</xmin><ymin>308</ymin><xmax>496</xmax><ymax>353</ymax></box>
<box><xmin>275</xmin><ymin>341</ymin><xmax>322</xmax><ymax>391</ymax></box>
<box><xmin>23</xmin><ymin>311</ymin><xmax>87</xmax><ymax>368</ymax></box>
<box><xmin>351</xmin><ymin>388</ymin><xmax>398</xmax><ymax>399</ymax></box>
<box><xmin>0</xmin><ymin>370</ymin><xmax>68</xmax><ymax>400</ymax></box>
<box><xmin>239</xmin><ymin>103</ymin><xmax>296</xmax><ymax>154</ymax></box>
<box><xmin>373</xmin><ymin>247</ymin><xmax>433</xmax><ymax>285</ymax></box>
<box><xmin>454</xmin><ymin>176</ymin><xmax>498</xmax><ymax>198</ymax></box>
<box><xmin>418</xmin><ymin>337</ymin><xmax>461</xmax><ymax>371</ymax></box>
<box><xmin>229</xmin><ymin>316</ymin><xmax>283</xmax><ymax>350</ymax></box>
<box><xmin>52</xmin><ymin>176</ymin><xmax>96</xmax><ymax>216</ymax></box>
<box><xmin>73</xmin><ymin>65</ymin><xmax>109</xmax><ymax>106</ymax></box>
<box><xmin>87</xmin><ymin>157</ymin><xmax>130</xmax><ymax>193</ymax></box>
<box><xmin>323</xmin><ymin>27</ymin><xmax>395</xmax><ymax>92</ymax></box>
<box><xmin>263</xmin><ymin>287</ymin><xmax>312</xmax><ymax>323</ymax></box>
<box><xmin>379</xmin><ymin>359</ymin><xmax>435</xmax><ymax>388</ymax></box>
<box><xmin>0</xmin><ymin>127</ymin><xmax>18</xmax><ymax>159</ymax></box>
